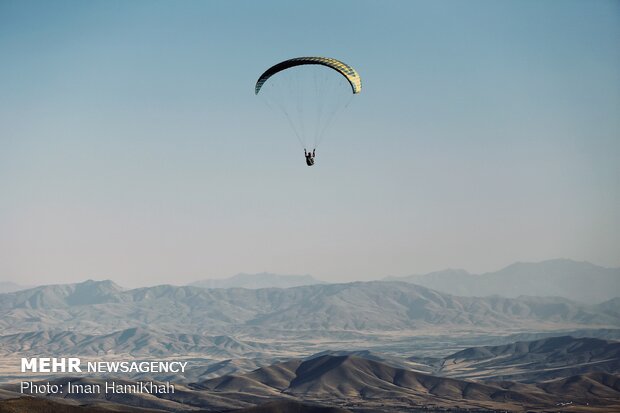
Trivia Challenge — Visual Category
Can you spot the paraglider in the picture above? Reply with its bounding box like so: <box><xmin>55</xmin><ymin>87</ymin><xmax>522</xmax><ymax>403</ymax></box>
<box><xmin>255</xmin><ymin>57</ymin><xmax>361</xmax><ymax>166</ymax></box>
<box><xmin>304</xmin><ymin>149</ymin><xmax>316</xmax><ymax>166</ymax></box>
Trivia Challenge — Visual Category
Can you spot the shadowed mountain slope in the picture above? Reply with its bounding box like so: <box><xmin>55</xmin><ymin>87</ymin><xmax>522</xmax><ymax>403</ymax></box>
<box><xmin>440</xmin><ymin>335</ymin><xmax>620</xmax><ymax>382</ymax></box>
<box><xmin>449</xmin><ymin>335</ymin><xmax>620</xmax><ymax>361</ymax></box>
<box><xmin>2</xmin><ymin>357</ymin><xmax>620</xmax><ymax>412</ymax></box>
<box><xmin>231</xmin><ymin>400</ymin><xmax>352</xmax><ymax>413</ymax></box>
<box><xmin>197</xmin><ymin>354</ymin><xmax>620</xmax><ymax>409</ymax></box>
<box><xmin>0</xmin><ymin>396</ymin><xmax>166</xmax><ymax>413</ymax></box>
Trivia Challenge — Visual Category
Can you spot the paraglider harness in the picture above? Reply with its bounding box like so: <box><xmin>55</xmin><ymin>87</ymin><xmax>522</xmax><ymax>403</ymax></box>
<box><xmin>304</xmin><ymin>149</ymin><xmax>315</xmax><ymax>166</ymax></box>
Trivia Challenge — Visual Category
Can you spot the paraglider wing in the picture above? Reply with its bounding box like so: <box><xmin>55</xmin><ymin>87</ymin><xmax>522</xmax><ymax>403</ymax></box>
<box><xmin>255</xmin><ymin>57</ymin><xmax>362</xmax><ymax>95</ymax></box>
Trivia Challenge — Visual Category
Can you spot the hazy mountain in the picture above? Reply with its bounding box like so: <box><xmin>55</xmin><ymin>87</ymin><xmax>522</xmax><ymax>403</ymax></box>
<box><xmin>1</xmin><ymin>280</ymin><xmax>619</xmax><ymax>336</ymax></box>
<box><xmin>0</xmin><ymin>279</ymin><xmax>124</xmax><ymax>311</ymax></box>
<box><xmin>0</xmin><ymin>282</ymin><xmax>30</xmax><ymax>294</ymax></box>
<box><xmin>190</xmin><ymin>272</ymin><xmax>325</xmax><ymax>289</ymax></box>
<box><xmin>440</xmin><ymin>335</ymin><xmax>620</xmax><ymax>382</ymax></box>
<box><xmin>386</xmin><ymin>259</ymin><xmax>620</xmax><ymax>303</ymax></box>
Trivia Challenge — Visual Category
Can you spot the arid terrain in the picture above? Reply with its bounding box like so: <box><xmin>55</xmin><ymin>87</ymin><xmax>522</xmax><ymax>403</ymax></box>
<box><xmin>1</xmin><ymin>261</ymin><xmax>619</xmax><ymax>411</ymax></box>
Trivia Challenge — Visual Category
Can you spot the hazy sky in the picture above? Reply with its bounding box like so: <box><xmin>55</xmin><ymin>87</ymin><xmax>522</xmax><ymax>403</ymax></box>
<box><xmin>1</xmin><ymin>0</ymin><xmax>619</xmax><ymax>287</ymax></box>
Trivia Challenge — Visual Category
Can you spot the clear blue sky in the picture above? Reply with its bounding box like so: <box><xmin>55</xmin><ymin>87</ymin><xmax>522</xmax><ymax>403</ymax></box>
<box><xmin>1</xmin><ymin>0</ymin><xmax>618</xmax><ymax>287</ymax></box>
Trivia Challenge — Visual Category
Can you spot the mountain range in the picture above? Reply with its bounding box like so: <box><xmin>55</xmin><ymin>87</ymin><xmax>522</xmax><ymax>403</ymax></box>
<box><xmin>5</xmin><ymin>258</ymin><xmax>618</xmax><ymax>301</ymax></box>
<box><xmin>0</xmin><ymin>282</ymin><xmax>29</xmax><ymax>294</ymax></box>
<box><xmin>0</xmin><ymin>327</ymin><xmax>266</xmax><ymax>358</ymax></box>
<box><xmin>1</xmin><ymin>279</ymin><xmax>619</xmax><ymax>337</ymax></box>
<box><xmin>386</xmin><ymin>259</ymin><xmax>620</xmax><ymax>303</ymax></box>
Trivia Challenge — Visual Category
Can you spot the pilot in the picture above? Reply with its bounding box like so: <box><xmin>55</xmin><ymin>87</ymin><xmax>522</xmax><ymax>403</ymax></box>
<box><xmin>304</xmin><ymin>149</ymin><xmax>316</xmax><ymax>166</ymax></box>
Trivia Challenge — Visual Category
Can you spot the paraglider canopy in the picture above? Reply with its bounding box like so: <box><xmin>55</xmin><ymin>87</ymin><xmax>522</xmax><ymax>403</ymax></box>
<box><xmin>255</xmin><ymin>56</ymin><xmax>361</xmax><ymax>152</ymax></box>
<box><xmin>255</xmin><ymin>57</ymin><xmax>362</xmax><ymax>95</ymax></box>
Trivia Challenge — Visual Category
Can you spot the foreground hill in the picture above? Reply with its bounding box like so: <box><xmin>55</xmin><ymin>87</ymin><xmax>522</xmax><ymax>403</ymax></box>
<box><xmin>197</xmin><ymin>354</ymin><xmax>620</xmax><ymax>410</ymax></box>
<box><xmin>232</xmin><ymin>401</ymin><xmax>352</xmax><ymax>413</ymax></box>
<box><xmin>0</xmin><ymin>397</ymin><xmax>165</xmax><ymax>413</ymax></box>
<box><xmin>4</xmin><ymin>355</ymin><xmax>619</xmax><ymax>412</ymax></box>
<box><xmin>440</xmin><ymin>335</ymin><xmax>620</xmax><ymax>382</ymax></box>
<box><xmin>387</xmin><ymin>259</ymin><xmax>620</xmax><ymax>303</ymax></box>
<box><xmin>0</xmin><ymin>396</ymin><xmax>310</xmax><ymax>413</ymax></box>
<box><xmin>1</xmin><ymin>280</ymin><xmax>619</xmax><ymax>337</ymax></box>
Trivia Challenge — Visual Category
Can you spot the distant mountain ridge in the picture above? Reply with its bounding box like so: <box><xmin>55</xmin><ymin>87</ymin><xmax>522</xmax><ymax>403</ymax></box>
<box><xmin>0</xmin><ymin>279</ymin><xmax>123</xmax><ymax>311</ymax></box>
<box><xmin>386</xmin><ymin>259</ymin><xmax>620</xmax><ymax>303</ymax></box>
<box><xmin>190</xmin><ymin>272</ymin><xmax>325</xmax><ymax>289</ymax></box>
<box><xmin>0</xmin><ymin>281</ymin><xmax>31</xmax><ymax>294</ymax></box>
<box><xmin>1</xmin><ymin>279</ymin><xmax>619</xmax><ymax>336</ymax></box>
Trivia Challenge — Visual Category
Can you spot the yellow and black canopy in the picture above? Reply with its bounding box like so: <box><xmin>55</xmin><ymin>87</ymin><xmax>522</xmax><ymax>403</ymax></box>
<box><xmin>255</xmin><ymin>57</ymin><xmax>362</xmax><ymax>95</ymax></box>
